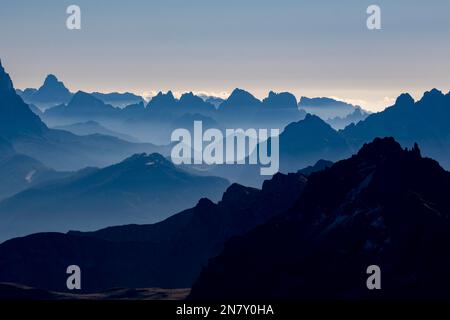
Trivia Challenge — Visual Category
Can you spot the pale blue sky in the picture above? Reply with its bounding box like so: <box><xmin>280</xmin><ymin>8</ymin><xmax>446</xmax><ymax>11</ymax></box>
<box><xmin>1</xmin><ymin>0</ymin><xmax>449</xmax><ymax>111</ymax></box>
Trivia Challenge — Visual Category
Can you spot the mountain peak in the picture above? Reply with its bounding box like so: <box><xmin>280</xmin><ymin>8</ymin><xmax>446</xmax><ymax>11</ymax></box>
<box><xmin>220</xmin><ymin>89</ymin><xmax>261</xmax><ymax>109</ymax></box>
<box><xmin>357</xmin><ymin>137</ymin><xmax>404</xmax><ymax>159</ymax></box>
<box><xmin>262</xmin><ymin>91</ymin><xmax>298</xmax><ymax>109</ymax></box>
<box><xmin>39</xmin><ymin>74</ymin><xmax>68</xmax><ymax>91</ymax></box>
<box><xmin>179</xmin><ymin>92</ymin><xmax>203</xmax><ymax>103</ymax></box>
<box><xmin>420</xmin><ymin>88</ymin><xmax>444</xmax><ymax>103</ymax></box>
<box><xmin>395</xmin><ymin>93</ymin><xmax>415</xmax><ymax>107</ymax></box>
<box><xmin>229</xmin><ymin>88</ymin><xmax>255</xmax><ymax>99</ymax></box>
<box><xmin>147</xmin><ymin>91</ymin><xmax>178</xmax><ymax>109</ymax></box>
<box><xmin>304</xmin><ymin>113</ymin><xmax>327</xmax><ymax>123</ymax></box>
<box><xmin>282</xmin><ymin>114</ymin><xmax>334</xmax><ymax>136</ymax></box>
<box><xmin>28</xmin><ymin>73</ymin><xmax>72</xmax><ymax>103</ymax></box>
<box><xmin>43</xmin><ymin>74</ymin><xmax>59</xmax><ymax>84</ymax></box>
<box><xmin>70</xmin><ymin>91</ymin><xmax>104</xmax><ymax>106</ymax></box>
<box><xmin>155</xmin><ymin>91</ymin><xmax>175</xmax><ymax>99</ymax></box>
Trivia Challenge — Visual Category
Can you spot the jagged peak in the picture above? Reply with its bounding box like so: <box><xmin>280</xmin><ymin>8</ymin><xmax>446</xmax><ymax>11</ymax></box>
<box><xmin>263</xmin><ymin>91</ymin><xmax>298</xmax><ymax>106</ymax></box>
<box><xmin>179</xmin><ymin>92</ymin><xmax>204</xmax><ymax>102</ymax></box>
<box><xmin>155</xmin><ymin>90</ymin><xmax>175</xmax><ymax>98</ymax></box>
<box><xmin>196</xmin><ymin>197</ymin><xmax>216</xmax><ymax>209</ymax></box>
<box><xmin>419</xmin><ymin>88</ymin><xmax>445</xmax><ymax>103</ymax></box>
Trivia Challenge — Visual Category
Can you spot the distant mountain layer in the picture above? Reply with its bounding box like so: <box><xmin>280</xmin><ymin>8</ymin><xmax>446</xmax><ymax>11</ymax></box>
<box><xmin>0</xmin><ymin>153</ymin><xmax>229</xmax><ymax>241</ymax></box>
<box><xmin>0</xmin><ymin>170</ymin><xmax>308</xmax><ymax>292</ymax></box>
<box><xmin>327</xmin><ymin>107</ymin><xmax>370</xmax><ymax>130</ymax></box>
<box><xmin>193</xmin><ymin>114</ymin><xmax>349</xmax><ymax>188</ymax></box>
<box><xmin>189</xmin><ymin>138</ymin><xmax>450</xmax><ymax>299</ymax></box>
<box><xmin>0</xmin><ymin>137</ymin><xmax>71</xmax><ymax>200</ymax></box>
<box><xmin>18</xmin><ymin>74</ymin><xmax>73</xmax><ymax>106</ymax></box>
<box><xmin>17</xmin><ymin>75</ymin><xmax>144</xmax><ymax>108</ymax></box>
<box><xmin>3</xmin><ymin>138</ymin><xmax>450</xmax><ymax>299</ymax></box>
<box><xmin>0</xmin><ymin>61</ymin><xmax>164</xmax><ymax>171</ymax></box>
<box><xmin>0</xmin><ymin>152</ymin><xmax>70</xmax><ymax>202</ymax></box>
<box><xmin>53</xmin><ymin>121</ymin><xmax>140</xmax><ymax>142</ymax></box>
<box><xmin>90</xmin><ymin>92</ymin><xmax>144</xmax><ymax>107</ymax></box>
<box><xmin>342</xmin><ymin>90</ymin><xmax>450</xmax><ymax>168</ymax></box>
<box><xmin>299</xmin><ymin>96</ymin><xmax>361</xmax><ymax>120</ymax></box>
<box><xmin>42</xmin><ymin>88</ymin><xmax>307</xmax><ymax>145</ymax></box>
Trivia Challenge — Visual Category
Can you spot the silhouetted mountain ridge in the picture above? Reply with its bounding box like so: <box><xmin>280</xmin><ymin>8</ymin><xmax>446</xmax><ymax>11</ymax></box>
<box><xmin>0</xmin><ymin>152</ymin><xmax>229</xmax><ymax>240</ymax></box>
<box><xmin>190</xmin><ymin>137</ymin><xmax>450</xmax><ymax>299</ymax></box>
<box><xmin>0</xmin><ymin>169</ymin><xmax>308</xmax><ymax>292</ymax></box>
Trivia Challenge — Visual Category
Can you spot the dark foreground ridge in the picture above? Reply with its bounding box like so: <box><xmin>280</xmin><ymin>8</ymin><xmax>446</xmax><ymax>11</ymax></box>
<box><xmin>189</xmin><ymin>137</ymin><xmax>450</xmax><ymax>299</ymax></box>
<box><xmin>0</xmin><ymin>170</ymin><xmax>308</xmax><ymax>292</ymax></box>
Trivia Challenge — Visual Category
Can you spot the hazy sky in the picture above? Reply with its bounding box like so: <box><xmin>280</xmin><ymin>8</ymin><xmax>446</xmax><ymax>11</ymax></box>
<box><xmin>1</xmin><ymin>0</ymin><xmax>449</xmax><ymax>111</ymax></box>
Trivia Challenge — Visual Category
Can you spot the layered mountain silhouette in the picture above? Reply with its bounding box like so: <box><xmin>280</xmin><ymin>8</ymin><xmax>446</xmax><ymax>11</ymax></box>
<box><xmin>28</xmin><ymin>104</ymin><xmax>44</xmax><ymax>117</ymax></box>
<box><xmin>44</xmin><ymin>91</ymin><xmax>120</xmax><ymax>124</ymax></box>
<box><xmin>203</xmin><ymin>114</ymin><xmax>350</xmax><ymax>187</ymax></box>
<box><xmin>342</xmin><ymin>90</ymin><xmax>450</xmax><ymax>168</ymax></box>
<box><xmin>201</xmin><ymin>95</ymin><xmax>224</xmax><ymax>108</ymax></box>
<box><xmin>279</xmin><ymin>114</ymin><xmax>351</xmax><ymax>172</ymax></box>
<box><xmin>0</xmin><ymin>170</ymin><xmax>308</xmax><ymax>292</ymax></box>
<box><xmin>0</xmin><ymin>61</ymin><xmax>162</xmax><ymax>170</ymax></box>
<box><xmin>190</xmin><ymin>138</ymin><xmax>450</xmax><ymax>299</ymax></box>
<box><xmin>299</xmin><ymin>96</ymin><xmax>361</xmax><ymax>120</ymax></box>
<box><xmin>327</xmin><ymin>107</ymin><xmax>369</xmax><ymax>130</ymax></box>
<box><xmin>217</xmin><ymin>89</ymin><xmax>306</xmax><ymax>128</ymax></box>
<box><xmin>297</xmin><ymin>159</ymin><xmax>333</xmax><ymax>176</ymax></box>
<box><xmin>0</xmin><ymin>153</ymin><xmax>229</xmax><ymax>241</ymax></box>
<box><xmin>53</xmin><ymin>121</ymin><xmax>140</xmax><ymax>143</ymax></box>
<box><xmin>17</xmin><ymin>74</ymin><xmax>144</xmax><ymax>108</ymax></box>
<box><xmin>41</xmin><ymin>85</ymin><xmax>307</xmax><ymax>144</ymax></box>
<box><xmin>17</xmin><ymin>74</ymin><xmax>73</xmax><ymax>107</ymax></box>
<box><xmin>91</xmin><ymin>92</ymin><xmax>144</xmax><ymax>108</ymax></box>
<box><xmin>0</xmin><ymin>147</ymin><xmax>70</xmax><ymax>201</ymax></box>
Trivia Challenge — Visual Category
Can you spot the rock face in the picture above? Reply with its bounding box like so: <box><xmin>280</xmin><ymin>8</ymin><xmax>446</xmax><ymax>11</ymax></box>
<box><xmin>190</xmin><ymin>137</ymin><xmax>450</xmax><ymax>300</ymax></box>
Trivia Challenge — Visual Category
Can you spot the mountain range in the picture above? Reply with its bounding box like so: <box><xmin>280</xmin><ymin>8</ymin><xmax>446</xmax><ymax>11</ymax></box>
<box><xmin>0</xmin><ymin>153</ymin><xmax>229</xmax><ymax>241</ymax></box>
<box><xmin>342</xmin><ymin>90</ymin><xmax>450</xmax><ymax>169</ymax></box>
<box><xmin>0</xmin><ymin>137</ymin><xmax>70</xmax><ymax>201</ymax></box>
<box><xmin>53</xmin><ymin>121</ymin><xmax>140</xmax><ymax>143</ymax></box>
<box><xmin>0</xmin><ymin>167</ymin><xmax>308</xmax><ymax>291</ymax></box>
<box><xmin>16</xmin><ymin>74</ymin><xmax>72</xmax><ymax>108</ymax></box>
<box><xmin>327</xmin><ymin>107</ymin><xmax>370</xmax><ymax>130</ymax></box>
<box><xmin>2</xmin><ymin>138</ymin><xmax>450</xmax><ymax>299</ymax></box>
<box><xmin>0</xmin><ymin>60</ymin><xmax>163</xmax><ymax>171</ymax></box>
<box><xmin>298</xmin><ymin>96</ymin><xmax>363</xmax><ymax>120</ymax></box>
<box><xmin>189</xmin><ymin>138</ymin><xmax>450</xmax><ymax>300</ymax></box>
<box><xmin>17</xmin><ymin>74</ymin><xmax>144</xmax><ymax>108</ymax></box>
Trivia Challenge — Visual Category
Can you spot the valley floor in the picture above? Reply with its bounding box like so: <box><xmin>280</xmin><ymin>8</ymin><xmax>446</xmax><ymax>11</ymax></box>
<box><xmin>0</xmin><ymin>283</ymin><xmax>190</xmax><ymax>301</ymax></box>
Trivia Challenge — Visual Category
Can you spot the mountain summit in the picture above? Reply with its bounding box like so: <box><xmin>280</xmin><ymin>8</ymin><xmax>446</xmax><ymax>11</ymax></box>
<box><xmin>27</xmin><ymin>74</ymin><xmax>73</xmax><ymax>104</ymax></box>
